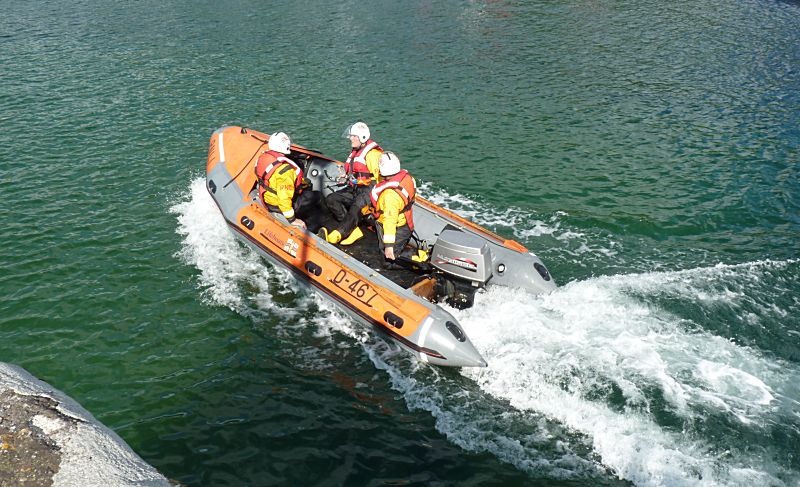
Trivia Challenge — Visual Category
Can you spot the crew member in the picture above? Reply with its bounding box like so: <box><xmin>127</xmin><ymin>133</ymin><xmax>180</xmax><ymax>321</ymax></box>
<box><xmin>254</xmin><ymin>131</ymin><xmax>318</xmax><ymax>229</ymax></box>
<box><xmin>370</xmin><ymin>151</ymin><xmax>416</xmax><ymax>262</ymax></box>
<box><xmin>322</xmin><ymin>121</ymin><xmax>383</xmax><ymax>244</ymax></box>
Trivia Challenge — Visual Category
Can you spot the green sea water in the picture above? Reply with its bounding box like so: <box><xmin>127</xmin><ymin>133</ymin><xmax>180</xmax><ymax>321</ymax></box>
<box><xmin>2</xmin><ymin>1</ymin><xmax>799</xmax><ymax>485</ymax></box>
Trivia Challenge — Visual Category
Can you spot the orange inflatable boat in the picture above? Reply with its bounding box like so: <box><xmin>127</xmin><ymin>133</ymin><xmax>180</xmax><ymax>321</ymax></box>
<box><xmin>205</xmin><ymin>126</ymin><xmax>556</xmax><ymax>367</ymax></box>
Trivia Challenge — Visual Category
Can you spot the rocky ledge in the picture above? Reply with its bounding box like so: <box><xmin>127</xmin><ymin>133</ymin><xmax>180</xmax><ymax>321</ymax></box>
<box><xmin>0</xmin><ymin>363</ymin><xmax>172</xmax><ymax>487</ymax></box>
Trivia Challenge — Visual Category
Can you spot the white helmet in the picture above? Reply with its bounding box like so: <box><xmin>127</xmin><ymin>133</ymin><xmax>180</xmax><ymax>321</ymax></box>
<box><xmin>268</xmin><ymin>132</ymin><xmax>291</xmax><ymax>155</ymax></box>
<box><xmin>379</xmin><ymin>151</ymin><xmax>401</xmax><ymax>177</ymax></box>
<box><xmin>344</xmin><ymin>122</ymin><xmax>370</xmax><ymax>144</ymax></box>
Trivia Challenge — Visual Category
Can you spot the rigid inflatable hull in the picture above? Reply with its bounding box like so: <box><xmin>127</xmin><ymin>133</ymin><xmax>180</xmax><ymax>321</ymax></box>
<box><xmin>206</xmin><ymin>127</ymin><xmax>555</xmax><ymax>367</ymax></box>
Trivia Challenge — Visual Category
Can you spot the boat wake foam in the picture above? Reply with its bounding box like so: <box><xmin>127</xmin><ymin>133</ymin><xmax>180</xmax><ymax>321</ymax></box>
<box><xmin>172</xmin><ymin>177</ymin><xmax>800</xmax><ymax>486</ymax></box>
<box><xmin>449</xmin><ymin>261</ymin><xmax>800</xmax><ymax>486</ymax></box>
<box><xmin>170</xmin><ymin>178</ymin><xmax>307</xmax><ymax>320</ymax></box>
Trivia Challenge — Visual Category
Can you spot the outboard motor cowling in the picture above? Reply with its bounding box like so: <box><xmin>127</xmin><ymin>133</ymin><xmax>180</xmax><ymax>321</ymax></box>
<box><xmin>432</xmin><ymin>229</ymin><xmax>493</xmax><ymax>285</ymax></box>
<box><xmin>430</xmin><ymin>229</ymin><xmax>493</xmax><ymax>308</ymax></box>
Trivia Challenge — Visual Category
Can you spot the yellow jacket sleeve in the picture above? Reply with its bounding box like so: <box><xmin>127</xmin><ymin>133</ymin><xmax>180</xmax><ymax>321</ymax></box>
<box><xmin>377</xmin><ymin>190</ymin><xmax>407</xmax><ymax>244</ymax></box>
<box><xmin>263</xmin><ymin>165</ymin><xmax>298</xmax><ymax>220</ymax></box>
<box><xmin>365</xmin><ymin>149</ymin><xmax>383</xmax><ymax>183</ymax></box>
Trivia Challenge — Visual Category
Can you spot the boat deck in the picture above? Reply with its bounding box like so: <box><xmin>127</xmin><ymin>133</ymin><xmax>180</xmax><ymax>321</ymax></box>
<box><xmin>334</xmin><ymin>225</ymin><xmax>423</xmax><ymax>289</ymax></box>
<box><xmin>313</xmin><ymin>202</ymin><xmax>425</xmax><ymax>290</ymax></box>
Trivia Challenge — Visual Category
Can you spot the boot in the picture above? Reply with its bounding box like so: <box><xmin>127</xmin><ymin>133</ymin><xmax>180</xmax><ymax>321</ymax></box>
<box><xmin>411</xmin><ymin>248</ymin><xmax>429</xmax><ymax>263</ymax></box>
<box><xmin>326</xmin><ymin>230</ymin><xmax>342</xmax><ymax>244</ymax></box>
<box><xmin>340</xmin><ymin>227</ymin><xmax>364</xmax><ymax>246</ymax></box>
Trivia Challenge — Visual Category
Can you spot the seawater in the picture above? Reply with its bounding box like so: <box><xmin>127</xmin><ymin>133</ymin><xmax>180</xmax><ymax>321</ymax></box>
<box><xmin>2</xmin><ymin>1</ymin><xmax>798</xmax><ymax>486</ymax></box>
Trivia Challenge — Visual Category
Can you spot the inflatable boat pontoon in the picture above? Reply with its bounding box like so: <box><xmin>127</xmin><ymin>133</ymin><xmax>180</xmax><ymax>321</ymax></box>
<box><xmin>205</xmin><ymin>126</ymin><xmax>556</xmax><ymax>367</ymax></box>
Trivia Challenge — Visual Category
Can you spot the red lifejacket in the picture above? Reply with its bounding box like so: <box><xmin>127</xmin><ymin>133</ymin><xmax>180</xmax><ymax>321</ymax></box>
<box><xmin>254</xmin><ymin>150</ymin><xmax>304</xmax><ymax>202</ymax></box>
<box><xmin>345</xmin><ymin>139</ymin><xmax>382</xmax><ymax>186</ymax></box>
<box><xmin>370</xmin><ymin>170</ymin><xmax>416</xmax><ymax>230</ymax></box>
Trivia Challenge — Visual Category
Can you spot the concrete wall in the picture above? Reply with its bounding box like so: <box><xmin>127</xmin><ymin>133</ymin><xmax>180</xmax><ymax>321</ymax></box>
<box><xmin>0</xmin><ymin>363</ymin><xmax>172</xmax><ymax>487</ymax></box>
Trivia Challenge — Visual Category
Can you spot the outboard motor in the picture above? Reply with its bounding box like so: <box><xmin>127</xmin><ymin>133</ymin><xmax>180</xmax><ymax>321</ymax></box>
<box><xmin>430</xmin><ymin>229</ymin><xmax>493</xmax><ymax>309</ymax></box>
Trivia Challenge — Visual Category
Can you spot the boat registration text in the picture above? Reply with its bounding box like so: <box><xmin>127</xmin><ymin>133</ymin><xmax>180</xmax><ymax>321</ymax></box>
<box><xmin>331</xmin><ymin>269</ymin><xmax>379</xmax><ymax>307</ymax></box>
